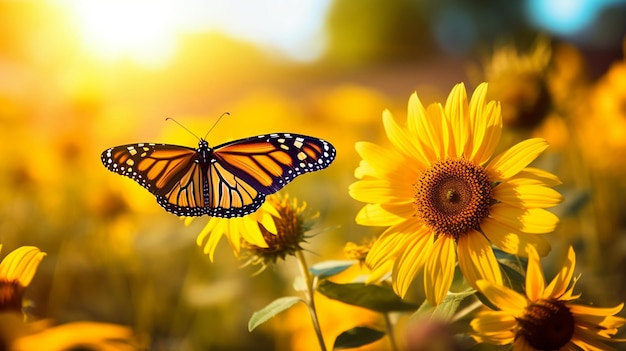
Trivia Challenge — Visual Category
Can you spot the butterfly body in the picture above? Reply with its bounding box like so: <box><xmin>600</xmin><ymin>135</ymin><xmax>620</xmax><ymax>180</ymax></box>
<box><xmin>101</xmin><ymin>133</ymin><xmax>336</xmax><ymax>217</ymax></box>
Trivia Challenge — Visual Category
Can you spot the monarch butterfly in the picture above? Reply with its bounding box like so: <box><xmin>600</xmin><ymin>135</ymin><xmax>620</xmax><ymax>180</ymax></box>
<box><xmin>101</xmin><ymin>133</ymin><xmax>336</xmax><ymax>217</ymax></box>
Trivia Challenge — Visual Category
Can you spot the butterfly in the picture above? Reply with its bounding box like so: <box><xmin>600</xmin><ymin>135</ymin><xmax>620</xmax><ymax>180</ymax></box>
<box><xmin>101</xmin><ymin>133</ymin><xmax>336</xmax><ymax>217</ymax></box>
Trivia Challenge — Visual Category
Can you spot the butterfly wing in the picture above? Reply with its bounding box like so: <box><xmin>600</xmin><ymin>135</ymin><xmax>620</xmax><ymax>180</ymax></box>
<box><xmin>206</xmin><ymin>133</ymin><xmax>336</xmax><ymax>217</ymax></box>
<box><xmin>101</xmin><ymin>143</ymin><xmax>210</xmax><ymax>216</ymax></box>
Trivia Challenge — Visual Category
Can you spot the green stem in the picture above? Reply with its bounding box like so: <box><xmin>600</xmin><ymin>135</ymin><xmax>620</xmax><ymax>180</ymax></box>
<box><xmin>383</xmin><ymin>313</ymin><xmax>399</xmax><ymax>351</ymax></box>
<box><xmin>295</xmin><ymin>250</ymin><xmax>327</xmax><ymax>351</ymax></box>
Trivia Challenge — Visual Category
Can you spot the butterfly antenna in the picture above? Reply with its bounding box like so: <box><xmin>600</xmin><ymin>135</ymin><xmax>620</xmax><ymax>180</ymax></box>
<box><xmin>204</xmin><ymin>112</ymin><xmax>230</xmax><ymax>139</ymax></box>
<box><xmin>165</xmin><ymin>117</ymin><xmax>202</xmax><ymax>141</ymax></box>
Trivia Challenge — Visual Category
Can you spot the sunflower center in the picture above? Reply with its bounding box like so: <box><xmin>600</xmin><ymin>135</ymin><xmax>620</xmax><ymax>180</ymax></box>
<box><xmin>517</xmin><ymin>299</ymin><xmax>575</xmax><ymax>350</ymax></box>
<box><xmin>0</xmin><ymin>279</ymin><xmax>24</xmax><ymax>313</ymax></box>
<box><xmin>414</xmin><ymin>158</ymin><xmax>492</xmax><ymax>238</ymax></box>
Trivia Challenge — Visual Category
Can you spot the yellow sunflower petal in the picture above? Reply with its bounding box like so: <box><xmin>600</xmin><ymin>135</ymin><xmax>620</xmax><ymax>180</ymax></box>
<box><xmin>508</xmin><ymin>167</ymin><xmax>562</xmax><ymax>187</ymax></box>
<box><xmin>475</xmin><ymin>279</ymin><xmax>528</xmax><ymax>313</ymax></box>
<box><xmin>349</xmin><ymin>179</ymin><xmax>413</xmax><ymax>204</ymax></box>
<box><xmin>366</xmin><ymin>260</ymin><xmax>394</xmax><ymax>283</ymax></box>
<box><xmin>571</xmin><ymin>303</ymin><xmax>626</xmax><ymax>338</ymax></box>
<box><xmin>382</xmin><ymin>109</ymin><xmax>430</xmax><ymax>168</ymax></box>
<box><xmin>391</xmin><ymin>227</ymin><xmax>434</xmax><ymax>297</ymax></box>
<box><xmin>0</xmin><ymin>246</ymin><xmax>45</xmax><ymax>287</ymax></box>
<box><xmin>490</xmin><ymin>203</ymin><xmax>559</xmax><ymax>234</ymax></box>
<box><xmin>424</xmin><ymin>236</ymin><xmax>456</xmax><ymax>305</ymax></box>
<box><xmin>570</xmin><ymin>302</ymin><xmax>625</xmax><ymax>319</ymax></box>
<box><xmin>242</xmin><ymin>218</ymin><xmax>269</xmax><ymax>248</ymax></box>
<box><xmin>423</xmin><ymin>103</ymin><xmax>449</xmax><ymax>160</ymax></box>
<box><xmin>493</xmin><ymin>182</ymin><xmax>563</xmax><ymax>209</ymax></box>
<box><xmin>481</xmin><ymin>217</ymin><xmax>551</xmax><ymax>256</ymax></box>
<box><xmin>473</xmin><ymin>100</ymin><xmax>502</xmax><ymax>166</ymax></box>
<box><xmin>365</xmin><ymin>220</ymin><xmax>423</xmax><ymax>269</ymax></box>
<box><xmin>570</xmin><ymin>329</ymin><xmax>622</xmax><ymax>351</ymax></box>
<box><xmin>258</xmin><ymin>211</ymin><xmax>277</xmax><ymax>236</ymax></box>
<box><xmin>467</xmin><ymin>83</ymin><xmax>488</xmax><ymax>157</ymax></box>
<box><xmin>354</xmin><ymin>141</ymin><xmax>407</xmax><ymax>179</ymax></box>
<box><xmin>524</xmin><ymin>245</ymin><xmax>545</xmax><ymax>301</ymax></box>
<box><xmin>355</xmin><ymin>203</ymin><xmax>413</xmax><ymax>227</ymax></box>
<box><xmin>470</xmin><ymin>310</ymin><xmax>517</xmax><ymax>345</ymax></box>
<box><xmin>487</xmin><ymin>138</ymin><xmax>549</xmax><ymax>180</ymax></box>
<box><xmin>444</xmin><ymin>82</ymin><xmax>470</xmax><ymax>158</ymax></box>
<box><xmin>543</xmin><ymin>246</ymin><xmax>576</xmax><ymax>299</ymax></box>
<box><xmin>457</xmin><ymin>231</ymin><xmax>502</xmax><ymax>288</ymax></box>
<box><xmin>407</xmin><ymin>92</ymin><xmax>428</xmax><ymax>143</ymax></box>
<box><xmin>196</xmin><ymin>219</ymin><xmax>226</xmax><ymax>261</ymax></box>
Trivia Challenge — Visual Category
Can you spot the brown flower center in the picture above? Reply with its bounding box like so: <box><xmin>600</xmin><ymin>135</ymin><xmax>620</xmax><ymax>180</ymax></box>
<box><xmin>414</xmin><ymin>159</ymin><xmax>492</xmax><ymax>238</ymax></box>
<box><xmin>0</xmin><ymin>280</ymin><xmax>24</xmax><ymax>313</ymax></box>
<box><xmin>517</xmin><ymin>299</ymin><xmax>575</xmax><ymax>350</ymax></box>
<box><xmin>246</xmin><ymin>197</ymin><xmax>311</xmax><ymax>264</ymax></box>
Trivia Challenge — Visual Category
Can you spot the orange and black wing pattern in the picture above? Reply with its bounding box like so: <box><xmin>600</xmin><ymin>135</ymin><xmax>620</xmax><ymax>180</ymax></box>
<box><xmin>100</xmin><ymin>133</ymin><xmax>336</xmax><ymax>217</ymax></box>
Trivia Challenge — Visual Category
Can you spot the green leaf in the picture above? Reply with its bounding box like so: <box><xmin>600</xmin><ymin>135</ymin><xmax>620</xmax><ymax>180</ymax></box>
<box><xmin>317</xmin><ymin>280</ymin><xmax>418</xmax><ymax>312</ymax></box>
<box><xmin>310</xmin><ymin>260</ymin><xmax>357</xmax><ymax>279</ymax></box>
<box><xmin>411</xmin><ymin>288</ymin><xmax>476</xmax><ymax>322</ymax></box>
<box><xmin>333</xmin><ymin>326</ymin><xmax>385</xmax><ymax>350</ymax></box>
<box><xmin>248</xmin><ymin>296</ymin><xmax>303</xmax><ymax>331</ymax></box>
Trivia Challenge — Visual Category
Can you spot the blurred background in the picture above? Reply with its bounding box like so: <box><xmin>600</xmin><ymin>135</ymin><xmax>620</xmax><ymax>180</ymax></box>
<box><xmin>1</xmin><ymin>0</ymin><xmax>625</xmax><ymax>349</ymax></box>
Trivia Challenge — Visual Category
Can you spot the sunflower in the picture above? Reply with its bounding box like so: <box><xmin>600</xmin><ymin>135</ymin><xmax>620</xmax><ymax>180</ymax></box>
<box><xmin>471</xmin><ymin>245</ymin><xmax>626</xmax><ymax>350</ymax></box>
<box><xmin>0</xmin><ymin>245</ymin><xmax>46</xmax><ymax>313</ymax></box>
<box><xmin>194</xmin><ymin>196</ymin><xmax>280</xmax><ymax>261</ymax></box>
<box><xmin>349</xmin><ymin>82</ymin><xmax>562</xmax><ymax>305</ymax></box>
<box><xmin>240</xmin><ymin>194</ymin><xmax>317</xmax><ymax>271</ymax></box>
<box><xmin>481</xmin><ymin>38</ymin><xmax>553</xmax><ymax>129</ymax></box>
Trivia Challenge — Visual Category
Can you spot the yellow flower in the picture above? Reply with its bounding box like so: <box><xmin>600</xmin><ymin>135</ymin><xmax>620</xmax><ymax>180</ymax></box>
<box><xmin>195</xmin><ymin>193</ymin><xmax>315</xmax><ymax>264</ymax></box>
<box><xmin>195</xmin><ymin>198</ymin><xmax>278</xmax><ymax>261</ymax></box>
<box><xmin>240</xmin><ymin>194</ymin><xmax>317</xmax><ymax>271</ymax></box>
<box><xmin>349</xmin><ymin>83</ymin><xmax>562</xmax><ymax>305</ymax></box>
<box><xmin>0</xmin><ymin>314</ymin><xmax>140</xmax><ymax>351</ymax></box>
<box><xmin>0</xmin><ymin>246</ymin><xmax>45</xmax><ymax>313</ymax></box>
<box><xmin>471</xmin><ymin>246</ymin><xmax>626</xmax><ymax>350</ymax></box>
<box><xmin>481</xmin><ymin>38</ymin><xmax>552</xmax><ymax>129</ymax></box>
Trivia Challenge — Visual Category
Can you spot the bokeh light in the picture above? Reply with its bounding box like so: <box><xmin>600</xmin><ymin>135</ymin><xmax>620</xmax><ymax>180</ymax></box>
<box><xmin>55</xmin><ymin>0</ymin><xmax>332</xmax><ymax>66</ymax></box>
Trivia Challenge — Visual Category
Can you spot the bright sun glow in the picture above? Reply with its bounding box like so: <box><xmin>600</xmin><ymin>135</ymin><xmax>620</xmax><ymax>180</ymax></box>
<box><xmin>54</xmin><ymin>0</ymin><xmax>331</xmax><ymax>67</ymax></box>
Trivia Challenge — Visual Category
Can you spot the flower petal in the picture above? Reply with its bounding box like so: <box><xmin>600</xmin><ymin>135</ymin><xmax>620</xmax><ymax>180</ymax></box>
<box><xmin>457</xmin><ymin>231</ymin><xmax>502</xmax><ymax>288</ymax></box>
<box><xmin>366</xmin><ymin>260</ymin><xmax>394</xmax><ymax>283</ymax></box>
<box><xmin>196</xmin><ymin>218</ymin><xmax>225</xmax><ymax>261</ymax></box>
<box><xmin>0</xmin><ymin>246</ymin><xmax>46</xmax><ymax>287</ymax></box>
<box><xmin>571</xmin><ymin>303</ymin><xmax>626</xmax><ymax>338</ymax></box>
<box><xmin>349</xmin><ymin>179</ymin><xmax>413</xmax><ymax>204</ymax></box>
<box><xmin>423</xmin><ymin>103</ymin><xmax>450</xmax><ymax>160</ymax></box>
<box><xmin>543</xmin><ymin>246</ymin><xmax>576</xmax><ymax>299</ymax></box>
<box><xmin>355</xmin><ymin>203</ymin><xmax>413</xmax><ymax>226</ymax></box>
<box><xmin>445</xmin><ymin>82</ymin><xmax>470</xmax><ymax>158</ymax></box>
<box><xmin>493</xmin><ymin>182</ymin><xmax>563</xmax><ymax>209</ymax></box>
<box><xmin>365</xmin><ymin>219</ymin><xmax>424</xmax><ymax>269</ymax></box>
<box><xmin>392</xmin><ymin>227</ymin><xmax>434</xmax><ymax>297</ymax></box>
<box><xmin>354</xmin><ymin>141</ymin><xmax>407</xmax><ymax>179</ymax></box>
<box><xmin>570</xmin><ymin>328</ymin><xmax>622</xmax><ymax>351</ymax></box>
<box><xmin>407</xmin><ymin>92</ymin><xmax>427</xmax><ymax>142</ymax></box>
<box><xmin>524</xmin><ymin>244</ymin><xmax>545</xmax><ymax>301</ymax></box>
<box><xmin>242</xmin><ymin>217</ymin><xmax>269</xmax><ymax>248</ymax></box>
<box><xmin>424</xmin><ymin>236</ymin><xmax>456</xmax><ymax>305</ymax></box>
<box><xmin>481</xmin><ymin>217</ymin><xmax>551</xmax><ymax>256</ymax></box>
<box><xmin>508</xmin><ymin>167</ymin><xmax>562</xmax><ymax>187</ymax></box>
<box><xmin>470</xmin><ymin>310</ymin><xmax>517</xmax><ymax>345</ymax></box>
<box><xmin>487</xmin><ymin>138</ymin><xmax>549</xmax><ymax>180</ymax></box>
<box><xmin>475</xmin><ymin>279</ymin><xmax>528</xmax><ymax>313</ymax></box>
<box><xmin>472</xmin><ymin>100</ymin><xmax>502</xmax><ymax>166</ymax></box>
<box><xmin>490</xmin><ymin>203</ymin><xmax>559</xmax><ymax>234</ymax></box>
<box><xmin>382</xmin><ymin>109</ymin><xmax>430</xmax><ymax>168</ymax></box>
